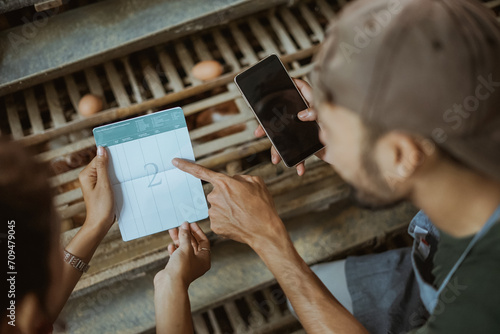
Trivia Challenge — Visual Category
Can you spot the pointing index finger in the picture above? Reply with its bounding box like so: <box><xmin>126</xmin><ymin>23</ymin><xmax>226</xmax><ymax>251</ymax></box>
<box><xmin>172</xmin><ymin>158</ymin><xmax>221</xmax><ymax>183</ymax></box>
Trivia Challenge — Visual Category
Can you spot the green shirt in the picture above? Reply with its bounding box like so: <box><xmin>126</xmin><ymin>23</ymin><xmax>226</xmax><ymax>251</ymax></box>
<box><xmin>408</xmin><ymin>218</ymin><xmax>500</xmax><ymax>333</ymax></box>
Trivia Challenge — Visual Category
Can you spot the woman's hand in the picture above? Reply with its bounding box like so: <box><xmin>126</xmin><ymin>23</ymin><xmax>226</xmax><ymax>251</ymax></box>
<box><xmin>79</xmin><ymin>146</ymin><xmax>115</xmax><ymax>234</ymax></box>
<box><xmin>154</xmin><ymin>222</ymin><xmax>209</xmax><ymax>333</ymax></box>
<box><xmin>154</xmin><ymin>222</ymin><xmax>211</xmax><ymax>288</ymax></box>
<box><xmin>52</xmin><ymin>146</ymin><xmax>115</xmax><ymax>321</ymax></box>
<box><xmin>254</xmin><ymin>78</ymin><xmax>326</xmax><ymax>176</ymax></box>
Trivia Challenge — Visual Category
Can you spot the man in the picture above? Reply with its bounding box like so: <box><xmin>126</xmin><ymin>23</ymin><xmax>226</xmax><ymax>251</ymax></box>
<box><xmin>172</xmin><ymin>0</ymin><xmax>500</xmax><ymax>332</ymax></box>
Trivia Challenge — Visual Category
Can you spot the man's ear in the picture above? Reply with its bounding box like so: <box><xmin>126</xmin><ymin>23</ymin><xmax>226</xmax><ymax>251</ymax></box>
<box><xmin>376</xmin><ymin>131</ymin><xmax>434</xmax><ymax>187</ymax></box>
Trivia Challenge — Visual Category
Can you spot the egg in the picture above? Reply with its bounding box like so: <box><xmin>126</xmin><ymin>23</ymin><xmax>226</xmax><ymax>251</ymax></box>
<box><xmin>78</xmin><ymin>94</ymin><xmax>103</xmax><ymax>117</ymax></box>
<box><xmin>191</xmin><ymin>60</ymin><xmax>224</xmax><ymax>81</ymax></box>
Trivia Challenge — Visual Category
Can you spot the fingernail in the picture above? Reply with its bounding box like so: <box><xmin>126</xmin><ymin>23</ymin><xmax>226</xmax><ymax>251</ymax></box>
<box><xmin>172</xmin><ymin>158</ymin><xmax>179</xmax><ymax>166</ymax></box>
<box><xmin>97</xmin><ymin>146</ymin><xmax>104</xmax><ymax>156</ymax></box>
<box><xmin>272</xmin><ymin>156</ymin><xmax>277</xmax><ymax>164</ymax></box>
<box><xmin>181</xmin><ymin>222</ymin><xmax>189</xmax><ymax>230</ymax></box>
<box><xmin>298</xmin><ymin>110</ymin><xmax>310</xmax><ymax>119</ymax></box>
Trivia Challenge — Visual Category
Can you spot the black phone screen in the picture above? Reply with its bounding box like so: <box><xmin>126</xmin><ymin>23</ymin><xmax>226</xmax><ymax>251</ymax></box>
<box><xmin>235</xmin><ymin>54</ymin><xmax>324</xmax><ymax>166</ymax></box>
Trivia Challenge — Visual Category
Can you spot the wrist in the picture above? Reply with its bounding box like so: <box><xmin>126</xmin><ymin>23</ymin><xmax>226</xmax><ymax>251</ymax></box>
<box><xmin>81</xmin><ymin>218</ymin><xmax>111</xmax><ymax>240</ymax></box>
<box><xmin>248</xmin><ymin>216</ymin><xmax>292</xmax><ymax>255</ymax></box>
<box><xmin>154</xmin><ymin>273</ymin><xmax>189</xmax><ymax>295</ymax></box>
<box><xmin>64</xmin><ymin>223</ymin><xmax>107</xmax><ymax>264</ymax></box>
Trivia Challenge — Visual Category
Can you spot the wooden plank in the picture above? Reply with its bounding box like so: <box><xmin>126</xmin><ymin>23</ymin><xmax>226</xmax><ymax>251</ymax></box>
<box><xmin>103</xmin><ymin>61</ymin><xmax>131</xmax><ymax>107</ymax></box>
<box><xmin>268</xmin><ymin>14</ymin><xmax>297</xmax><ymax>54</ymax></box>
<box><xmin>44</xmin><ymin>81</ymin><xmax>67</xmax><ymax>128</ymax></box>
<box><xmin>229</xmin><ymin>22</ymin><xmax>259</xmax><ymax>65</ymax></box>
<box><xmin>64</xmin><ymin>74</ymin><xmax>81</xmax><ymax>115</ymax></box>
<box><xmin>5</xmin><ymin>95</ymin><xmax>24</xmax><ymax>139</ymax></box>
<box><xmin>212</xmin><ymin>30</ymin><xmax>241</xmax><ymax>70</ymax></box>
<box><xmin>316</xmin><ymin>0</ymin><xmax>336</xmax><ymax>21</ymax></box>
<box><xmin>207</xmin><ymin>309</ymin><xmax>222</xmax><ymax>334</ymax></box>
<box><xmin>23</xmin><ymin>88</ymin><xmax>45</xmax><ymax>134</ymax></box>
<box><xmin>190</xmin><ymin>113</ymin><xmax>254</xmax><ymax>140</ymax></box>
<box><xmin>54</xmin><ymin>188</ymin><xmax>83</xmax><ymax>207</ymax></box>
<box><xmin>197</xmin><ymin>137</ymin><xmax>271</xmax><ymax>168</ymax></box>
<box><xmin>223</xmin><ymin>302</ymin><xmax>246</xmax><ymax>332</ymax></box>
<box><xmin>174</xmin><ymin>41</ymin><xmax>202</xmax><ymax>86</ymax></box>
<box><xmin>248</xmin><ymin>17</ymin><xmax>280</xmax><ymax>55</ymax></box>
<box><xmin>298</xmin><ymin>3</ymin><xmax>324</xmax><ymax>42</ymax></box>
<box><xmin>262</xmin><ymin>288</ymin><xmax>282</xmax><ymax>321</ymax></box>
<box><xmin>193</xmin><ymin>121</ymin><xmax>256</xmax><ymax>157</ymax></box>
<box><xmin>289</xmin><ymin>62</ymin><xmax>314</xmax><ymax>78</ymax></box>
<box><xmin>279</xmin><ymin>7</ymin><xmax>312</xmax><ymax>50</ymax></box>
<box><xmin>192</xmin><ymin>35</ymin><xmax>212</xmax><ymax>61</ymax></box>
<box><xmin>266</xmin><ymin>14</ymin><xmax>302</xmax><ymax>70</ymax></box>
<box><xmin>139</xmin><ymin>56</ymin><xmax>166</xmax><ymax>99</ymax></box>
<box><xmin>183</xmin><ymin>90</ymin><xmax>240</xmax><ymax>116</ymax></box>
<box><xmin>121</xmin><ymin>57</ymin><xmax>144</xmax><ymax>104</ymax></box>
<box><xmin>84</xmin><ymin>68</ymin><xmax>106</xmax><ymax>102</ymax></box>
<box><xmin>34</xmin><ymin>0</ymin><xmax>63</xmax><ymax>12</ymax></box>
<box><xmin>49</xmin><ymin>167</ymin><xmax>85</xmax><ymax>187</ymax></box>
<box><xmin>156</xmin><ymin>48</ymin><xmax>185</xmax><ymax>92</ymax></box>
<box><xmin>244</xmin><ymin>294</ymin><xmax>265</xmax><ymax>327</ymax></box>
<box><xmin>192</xmin><ymin>314</ymin><xmax>210</xmax><ymax>334</ymax></box>
<box><xmin>38</xmin><ymin>137</ymin><xmax>95</xmax><ymax>162</ymax></box>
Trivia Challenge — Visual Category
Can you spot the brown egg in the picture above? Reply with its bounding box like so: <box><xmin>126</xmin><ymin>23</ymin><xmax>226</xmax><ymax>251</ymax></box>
<box><xmin>191</xmin><ymin>60</ymin><xmax>224</xmax><ymax>81</ymax></box>
<box><xmin>78</xmin><ymin>94</ymin><xmax>103</xmax><ymax>117</ymax></box>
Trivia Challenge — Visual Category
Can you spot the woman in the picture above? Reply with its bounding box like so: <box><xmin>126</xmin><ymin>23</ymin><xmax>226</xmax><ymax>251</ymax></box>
<box><xmin>0</xmin><ymin>139</ymin><xmax>210</xmax><ymax>333</ymax></box>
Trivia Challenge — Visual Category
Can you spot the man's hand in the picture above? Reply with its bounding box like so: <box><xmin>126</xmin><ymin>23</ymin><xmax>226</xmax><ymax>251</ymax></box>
<box><xmin>154</xmin><ymin>222</ymin><xmax>211</xmax><ymax>288</ymax></box>
<box><xmin>79</xmin><ymin>146</ymin><xmax>115</xmax><ymax>233</ymax></box>
<box><xmin>254</xmin><ymin>78</ymin><xmax>325</xmax><ymax>176</ymax></box>
<box><xmin>170</xmin><ymin>159</ymin><xmax>368</xmax><ymax>334</ymax></box>
<box><xmin>172</xmin><ymin>158</ymin><xmax>287</xmax><ymax>246</ymax></box>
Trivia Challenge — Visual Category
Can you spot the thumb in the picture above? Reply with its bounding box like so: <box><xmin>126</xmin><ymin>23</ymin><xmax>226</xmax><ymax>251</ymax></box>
<box><xmin>178</xmin><ymin>222</ymin><xmax>192</xmax><ymax>251</ymax></box>
<box><xmin>95</xmin><ymin>146</ymin><xmax>110</xmax><ymax>183</ymax></box>
<box><xmin>297</xmin><ymin>108</ymin><xmax>316</xmax><ymax>121</ymax></box>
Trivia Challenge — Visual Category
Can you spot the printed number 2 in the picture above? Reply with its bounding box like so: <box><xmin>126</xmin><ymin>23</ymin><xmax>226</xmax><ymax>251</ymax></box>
<box><xmin>144</xmin><ymin>163</ymin><xmax>162</xmax><ymax>187</ymax></box>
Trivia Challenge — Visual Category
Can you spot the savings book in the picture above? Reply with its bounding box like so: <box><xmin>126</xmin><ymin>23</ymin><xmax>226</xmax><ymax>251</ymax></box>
<box><xmin>93</xmin><ymin>107</ymin><xmax>208</xmax><ymax>241</ymax></box>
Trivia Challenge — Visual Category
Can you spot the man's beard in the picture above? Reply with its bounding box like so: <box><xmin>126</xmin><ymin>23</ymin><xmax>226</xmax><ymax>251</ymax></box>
<box><xmin>347</xmin><ymin>183</ymin><xmax>404</xmax><ymax>210</ymax></box>
<box><xmin>346</xmin><ymin>140</ymin><xmax>405</xmax><ymax>210</ymax></box>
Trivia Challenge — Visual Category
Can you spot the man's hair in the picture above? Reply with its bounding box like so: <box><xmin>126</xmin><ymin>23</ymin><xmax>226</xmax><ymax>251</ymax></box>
<box><xmin>1</xmin><ymin>138</ymin><xmax>55</xmax><ymax>318</ymax></box>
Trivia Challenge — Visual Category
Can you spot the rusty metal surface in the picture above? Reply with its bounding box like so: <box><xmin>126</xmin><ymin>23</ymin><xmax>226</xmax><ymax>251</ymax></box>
<box><xmin>57</xmin><ymin>201</ymin><xmax>418</xmax><ymax>333</ymax></box>
<box><xmin>0</xmin><ymin>0</ymin><xmax>292</xmax><ymax>96</ymax></box>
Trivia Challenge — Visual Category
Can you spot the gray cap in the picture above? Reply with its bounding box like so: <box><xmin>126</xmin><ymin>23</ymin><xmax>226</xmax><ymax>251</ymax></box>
<box><xmin>312</xmin><ymin>0</ymin><xmax>500</xmax><ymax>182</ymax></box>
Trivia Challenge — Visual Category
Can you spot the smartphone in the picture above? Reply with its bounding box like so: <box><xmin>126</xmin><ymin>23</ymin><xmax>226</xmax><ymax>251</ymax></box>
<box><xmin>234</xmin><ymin>54</ymin><xmax>324</xmax><ymax>167</ymax></box>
